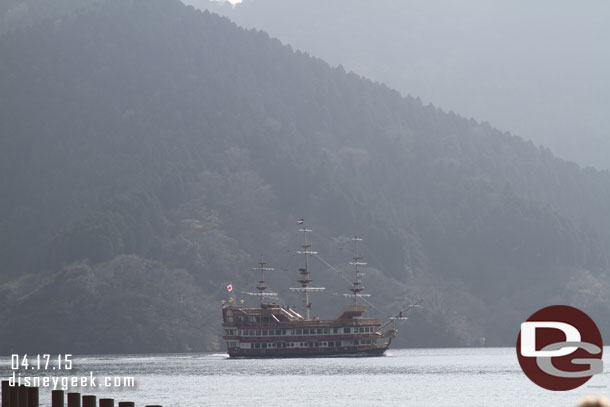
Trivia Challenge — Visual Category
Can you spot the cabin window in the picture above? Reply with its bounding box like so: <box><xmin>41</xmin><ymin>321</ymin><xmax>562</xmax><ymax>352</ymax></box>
<box><xmin>296</xmin><ymin>329</ymin><xmax>302</xmax><ymax>335</ymax></box>
<box><xmin>344</xmin><ymin>328</ymin><xmax>351</xmax><ymax>334</ymax></box>
<box><xmin>333</xmin><ymin>328</ymin><xmax>339</xmax><ymax>334</ymax></box>
<box><xmin>256</xmin><ymin>330</ymin><xmax>261</xmax><ymax>336</ymax></box>
<box><xmin>316</xmin><ymin>328</ymin><xmax>322</xmax><ymax>334</ymax></box>
<box><xmin>323</xmin><ymin>328</ymin><xmax>330</xmax><ymax>334</ymax></box>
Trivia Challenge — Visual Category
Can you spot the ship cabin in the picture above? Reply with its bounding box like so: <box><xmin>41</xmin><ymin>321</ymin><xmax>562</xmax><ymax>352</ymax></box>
<box><xmin>222</xmin><ymin>303</ymin><xmax>387</xmax><ymax>357</ymax></box>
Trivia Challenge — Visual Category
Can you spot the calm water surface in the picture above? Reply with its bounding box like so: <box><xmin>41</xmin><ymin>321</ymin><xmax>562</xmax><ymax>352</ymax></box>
<box><xmin>2</xmin><ymin>348</ymin><xmax>610</xmax><ymax>406</ymax></box>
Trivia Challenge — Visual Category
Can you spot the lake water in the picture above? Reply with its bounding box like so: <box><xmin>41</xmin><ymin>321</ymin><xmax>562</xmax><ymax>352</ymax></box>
<box><xmin>2</xmin><ymin>348</ymin><xmax>610</xmax><ymax>406</ymax></box>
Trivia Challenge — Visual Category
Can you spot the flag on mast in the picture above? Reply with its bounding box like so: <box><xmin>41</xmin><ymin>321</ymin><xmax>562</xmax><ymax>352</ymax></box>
<box><xmin>227</xmin><ymin>284</ymin><xmax>233</xmax><ymax>292</ymax></box>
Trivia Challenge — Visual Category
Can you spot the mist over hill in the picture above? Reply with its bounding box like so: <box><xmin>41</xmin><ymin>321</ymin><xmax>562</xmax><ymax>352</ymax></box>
<box><xmin>186</xmin><ymin>0</ymin><xmax>610</xmax><ymax>170</ymax></box>
<box><xmin>2</xmin><ymin>0</ymin><xmax>610</xmax><ymax>352</ymax></box>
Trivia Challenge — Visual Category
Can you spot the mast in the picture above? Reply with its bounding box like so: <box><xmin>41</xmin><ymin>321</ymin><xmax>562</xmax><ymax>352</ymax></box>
<box><xmin>254</xmin><ymin>255</ymin><xmax>275</xmax><ymax>305</ymax></box>
<box><xmin>244</xmin><ymin>255</ymin><xmax>277</xmax><ymax>305</ymax></box>
<box><xmin>344</xmin><ymin>236</ymin><xmax>371</xmax><ymax>304</ymax></box>
<box><xmin>289</xmin><ymin>222</ymin><xmax>325</xmax><ymax>319</ymax></box>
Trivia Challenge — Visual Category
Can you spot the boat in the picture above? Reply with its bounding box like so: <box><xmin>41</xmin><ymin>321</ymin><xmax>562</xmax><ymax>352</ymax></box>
<box><xmin>221</xmin><ymin>223</ymin><xmax>417</xmax><ymax>358</ymax></box>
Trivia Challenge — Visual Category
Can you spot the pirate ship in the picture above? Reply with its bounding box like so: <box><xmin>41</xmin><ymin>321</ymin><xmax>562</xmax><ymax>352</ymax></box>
<box><xmin>221</xmin><ymin>223</ymin><xmax>418</xmax><ymax>358</ymax></box>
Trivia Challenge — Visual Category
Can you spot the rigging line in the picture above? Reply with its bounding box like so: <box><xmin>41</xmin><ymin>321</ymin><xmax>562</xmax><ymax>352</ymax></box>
<box><xmin>309</xmin><ymin>229</ymin><xmax>387</xmax><ymax>279</ymax></box>
<box><xmin>312</xmin><ymin>252</ymin><xmax>381</xmax><ymax>312</ymax></box>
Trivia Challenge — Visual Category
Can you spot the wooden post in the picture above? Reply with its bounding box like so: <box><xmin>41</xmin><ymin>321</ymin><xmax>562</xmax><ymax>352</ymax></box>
<box><xmin>1</xmin><ymin>381</ymin><xmax>9</xmax><ymax>407</ymax></box>
<box><xmin>67</xmin><ymin>393</ymin><xmax>81</xmax><ymax>407</ymax></box>
<box><xmin>8</xmin><ymin>385</ymin><xmax>18</xmax><ymax>407</ymax></box>
<box><xmin>17</xmin><ymin>386</ymin><xmax>27</xmax><ymax>407</ymax></box>
<box><xmin>99</xmin><ymin>399</ymin><xmax>113</xmax><ymax>407</ymax></box>
<box><xmin>82</xmin><ymin>396</ymin><xmax>96</xmax><ymax>407</ymax></box>
<box><xmin>51</xmin><ymin>390</ymin><xmax>64</xmax><ymax>407</ymax></box>
<box><xmin>117</xmin><ymin>403</ymin><xmax>134</xmax><ymax>407</ymax></box>
<box><xmin>27</xmin><ymin>387</ymin><xmax>38</xmax><ymax>407</ymax></box>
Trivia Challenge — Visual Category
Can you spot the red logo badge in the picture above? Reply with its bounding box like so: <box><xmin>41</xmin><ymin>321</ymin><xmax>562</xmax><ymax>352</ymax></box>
<box><xmin>516</xmin><ymin>305</ymin><xmax>603</xmax><ymax>391</ymax></box>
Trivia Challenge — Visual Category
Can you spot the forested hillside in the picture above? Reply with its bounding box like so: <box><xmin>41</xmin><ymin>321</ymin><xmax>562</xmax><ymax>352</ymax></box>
<box><xmin>187</xmin><ymin>0</ymin><xmax>610</xmax><ymax>170</ymax></box>
<box><xmin>2</xmin><ymin>0</ymin><xmax>610</xmax><ymax>353</ymax></box>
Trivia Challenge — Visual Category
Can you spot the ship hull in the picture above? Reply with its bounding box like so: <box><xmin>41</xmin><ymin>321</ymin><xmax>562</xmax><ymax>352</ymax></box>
<box><xmin>228</xmin><ymin>346</ymin><xmax>388</xmax><ymax>359</ymax></box>
<box><xmin>221</xmin><ymin>305</ymin><xmax>396</xmax><ymax>359</ymax></box>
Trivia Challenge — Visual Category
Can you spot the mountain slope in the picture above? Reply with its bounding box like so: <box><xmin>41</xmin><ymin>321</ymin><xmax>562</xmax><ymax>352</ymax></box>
<box><xmin>2</xmin><ymin>0</ymin><xmax>610</xmax><ymax>352</ymax></box>
<box><xmin>187</xmin><ymin>0</ymin><xmax>610</xmax><ymax>170</ymax></box>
